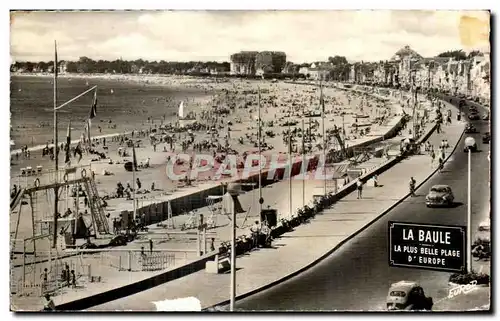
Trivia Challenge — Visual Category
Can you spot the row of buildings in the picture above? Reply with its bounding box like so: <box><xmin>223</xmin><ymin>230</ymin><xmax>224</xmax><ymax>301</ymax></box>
<box><xmin>229</xmin><ymin>46</ymin><xmax>490</xmax><ymax>104</ymax></box>
<box><xmin>229</xmin><ymin>51</ymin><xmax>287</xmax><ymax>76</ymax></box>
<box><xmin>366</xmin><ymin>46</ymin><xmax>490</xmax><ymax>104</ymax></box>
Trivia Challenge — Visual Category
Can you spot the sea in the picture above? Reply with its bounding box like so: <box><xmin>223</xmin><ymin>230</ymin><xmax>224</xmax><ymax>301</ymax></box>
<box><xmin>10</xmin><ymin>75</ymin><xmax>209</xmax><ymax>150</ymax></box>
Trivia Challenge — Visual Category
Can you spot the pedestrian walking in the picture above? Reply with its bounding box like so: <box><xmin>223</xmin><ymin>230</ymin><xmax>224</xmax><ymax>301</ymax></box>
<box><xmin>356</xmin><ymin>178</ymin><xmax>363</xmax><ymax>199</ymax></box>
<box><xmin>136</xmin><ymin>178</ymin><xmax>142</xmax><ymax>190</ymax></box>
<box><xmin>210</xmin><ymin>238</ymin><xmax>215</xmax><ymax>252</ymax></box>
<box><xmin>250</xmin><ymin>220</ymin><xmax>261</xmax><ymax>248</ymax></box>
<box><xmin>149</xmin><ymin>238</ymin><xmax>153</xmax><ymax>253</ymax></box>
<box><xmin>70</xmin><ymin>270</ymin><xmax>76</xmax><ymax>288</ymax></box>
<box><xmin>430</xmin><ymin>149</ymin><xmax>436</xmax><ymax>167</ymax></box>
<box><xmin>84</xmin><ymin>196</ymin><xmax>88</xmax><ymax>208</ymax></box>
<box><xmin>409</xmin><ymin>177</ymin><xmax>416</xmax><ymax>197</ymax></box>
<box><xmin>438</xmin><ymin>157</ymin><xmax>444</xmax><ymax>173</ymax></box>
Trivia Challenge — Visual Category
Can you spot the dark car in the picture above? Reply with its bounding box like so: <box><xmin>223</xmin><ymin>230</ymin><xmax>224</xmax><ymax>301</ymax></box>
<box><xmin>482</xmin><ymin>132</ymin><xmax>491</xmax><ymax>144</ymax></box>
<box><xmin>468</xmin><ymin>112</ymin><xmax>480</xmax><ymax>120</ymax></box>
<box><xmin>469</xmin><ymin>106</ymin><xmax>478</xmax><ymax>113</ymax></box>
<box><xmin>426</xmin><ymin>185</ymin><xmax>454</xmax><ymax>207</ymax></box>
<box><xmin>387</xmin><ymin>281</ymin><xmax>433</xmax><ymax>311</ymax></box>
<box><xmin>465</xmin><ymin>124</ymin><xmax>478</xmax><ymax>133</ymax></box>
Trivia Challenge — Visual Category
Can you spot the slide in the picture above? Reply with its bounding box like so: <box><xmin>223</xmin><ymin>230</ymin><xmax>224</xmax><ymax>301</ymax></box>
<box><xmin>10</xmin><ymin>188</ymin><xmax>25</xmax><ymax>211</ymax></box>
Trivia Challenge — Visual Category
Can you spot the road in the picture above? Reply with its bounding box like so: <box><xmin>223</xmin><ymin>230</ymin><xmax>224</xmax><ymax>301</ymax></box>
<box><xmin>233</xmin><ymin>98</ymin><xmax>491</xmax><ymax>311</ymax></box>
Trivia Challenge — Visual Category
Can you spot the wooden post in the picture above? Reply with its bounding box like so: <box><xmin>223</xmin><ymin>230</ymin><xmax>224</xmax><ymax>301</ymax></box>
<box><xmin>28</xmin><ymin>193</ymin><xmax>37</xmax><ymax>257</ymax></box>
<box><xmin>22</xmin><ymin>240</ymin><xmax>26</xmax><ymax>295</ymax></box>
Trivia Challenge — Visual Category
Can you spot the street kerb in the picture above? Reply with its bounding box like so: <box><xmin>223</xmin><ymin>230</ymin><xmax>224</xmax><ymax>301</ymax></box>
<box><xmin>206</xmin><ymin>121</ymin><xmax>465</xmax><ymax>311</ymax></box>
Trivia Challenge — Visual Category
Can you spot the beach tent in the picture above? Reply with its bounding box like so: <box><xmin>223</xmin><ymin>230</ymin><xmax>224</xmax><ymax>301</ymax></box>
<box><xmin>73</xmin><ymin>216</ymin><xmax>90</xmax><ymax>239</ymax></box>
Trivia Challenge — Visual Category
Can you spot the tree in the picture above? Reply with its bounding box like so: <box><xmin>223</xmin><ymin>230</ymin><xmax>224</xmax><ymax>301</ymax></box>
<box><xmin>437</xmin><ymin>50</ymin><xmax>467</xmax><ymax>60</ymax></box>
<box><xmin>467</xmin><ymin>50</ymin><xmax>482</xmax><ymax>59</ymax></box>
<box><xmin>328</xmin><ymin>55</ymin><xmax>348</xmax><ymax>65</ymax></box>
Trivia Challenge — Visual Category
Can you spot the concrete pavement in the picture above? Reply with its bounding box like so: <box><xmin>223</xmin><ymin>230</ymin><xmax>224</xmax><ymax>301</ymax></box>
<box><xmin>87</xmin><ymin>110</ymin><xmax>465</xmax><ymax>311</ymax></box>
<box><xmin>231</xmin><ymin>99</ymin><xmax>487</xmax><ymax>311</ymax></box>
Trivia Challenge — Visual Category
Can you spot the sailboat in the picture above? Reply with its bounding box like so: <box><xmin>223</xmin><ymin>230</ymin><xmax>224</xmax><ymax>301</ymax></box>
<box><xmin>178</xmin><ymin>101</ymin><xmax>185</xmax><ymax>119</ymax></box>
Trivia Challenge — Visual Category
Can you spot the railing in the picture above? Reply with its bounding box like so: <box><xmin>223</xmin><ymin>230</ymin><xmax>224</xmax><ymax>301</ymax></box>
<box><xmin>13</xmin><ymin>165</ymin><xmax>92</xmax><ymax>190</ymax></box>
<box><xmin>12</xmin><ymin>248</ymin><xmax>193</xmax><ymax>297</ymax></box>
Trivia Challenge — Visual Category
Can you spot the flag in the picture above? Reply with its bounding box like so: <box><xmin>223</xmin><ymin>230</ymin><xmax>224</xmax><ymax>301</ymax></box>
<box><xmin>54</xmin><ymin>41</ymin><xmax>58</xmax><ymax>78</ymax></box>
<box><xmin>132</xmin><ymin>145</ymin><xmax>137</xmax><ymax>171</ymax></box>
<box><xmin>65</xmin><ymin>121</ymin><xmax>71</xmax><ymax>164</ymax></box>
<box><xmin>86</xmin><ymin>119</ymin><xmax>91</xmax><ymax>145</ymax></box>
<box><xmin>89</xmin><ymin>90</ymin><xmax>97</xmax><ymax>119</ymax></box>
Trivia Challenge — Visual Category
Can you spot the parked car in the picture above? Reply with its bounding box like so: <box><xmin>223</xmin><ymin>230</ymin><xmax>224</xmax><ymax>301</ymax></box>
<box><xmin>482</xmin><ymin>132</ymin><xmax>491</xmax><ymax>144</ymax></box>
<box><xmin>426</xmin><ymin>185</ymin><xmax>454</xmax><ymax>207</ymax></box>
<box><xmin>468</xmin><ymin>112</ymin><xmax>480</xmax><ymax>120</ymax></box>
<box><xmin>465</xmin><ymin>124</ymin><xmax>478</xmax><ymax>134</ymax></box>
<box><xmin>387</xmin><ymin>281</ymin><xmax>433</xmax><ymax>311</ymax></box>
<box><xmin>478</xmin><ymin>218</ymin><xmax>490</xmax><ymax>232</ymax></box>
<box><xmin>464</xmin><ymin>137</ymin><xmax>478</xmax><ymax>152</ymax></box>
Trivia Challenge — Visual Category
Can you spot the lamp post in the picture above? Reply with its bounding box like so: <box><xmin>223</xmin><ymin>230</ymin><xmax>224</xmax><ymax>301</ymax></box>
<box><xmin>226</xmin><ymin>182</ymin><xmax>253</xmax><ymax>311</ymax></box>
<box><xmin>227</xmin><ymin>183</ymin><xmax>240</xmax><ymax>312</ymax></box>
<box><xmin>257</xmin><ymin>87</ymin><xmax>263</xmax><ymax>217</ymax></box>
<box><xmin>288</xmin><ymin>105</ymin><xmax>292</xmax><ymax>219</ymax></box>
<box><xmin>467</xmin><ymin>144</ymin><xmax>472</xmax><ymax>273</ymax></box>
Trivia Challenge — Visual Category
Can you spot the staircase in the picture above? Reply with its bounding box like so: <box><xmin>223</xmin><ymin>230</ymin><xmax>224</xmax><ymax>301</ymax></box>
<box><xmin>83</xmin><ymin>178</ymin><xmax>110</xmax><ymax>236</ymax></box>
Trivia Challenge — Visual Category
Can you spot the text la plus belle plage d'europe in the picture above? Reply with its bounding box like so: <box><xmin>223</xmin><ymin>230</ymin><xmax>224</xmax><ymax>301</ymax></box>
<box><xmin>394</xmin><ymin>228</ymin><xmax>461</xmax><ymax>266</ymax></box>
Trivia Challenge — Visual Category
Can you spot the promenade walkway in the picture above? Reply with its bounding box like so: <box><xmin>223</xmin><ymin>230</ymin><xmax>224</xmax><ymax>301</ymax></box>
<box><xmin>9</xmin><ymin>86</ymin><xmax>429</xmax><ymax>311</ymax></box>
<box><xmin>87</xmin><ymin>116</ymin><xmax>465</xmax><ymax>311</ymax></box>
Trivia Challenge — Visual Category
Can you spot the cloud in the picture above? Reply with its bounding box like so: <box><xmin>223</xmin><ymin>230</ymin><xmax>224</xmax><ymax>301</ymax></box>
<box><xmin>10</xmin><ymin>10</ymin><xmax>490</xmax><ymax>63</ymax></box>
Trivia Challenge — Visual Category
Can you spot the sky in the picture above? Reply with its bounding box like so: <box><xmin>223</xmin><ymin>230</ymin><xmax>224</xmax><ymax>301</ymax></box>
<box><xmin>10</xmin><ymin>10</ymin><xmax>490</xmax><ymax>63</ymax></box>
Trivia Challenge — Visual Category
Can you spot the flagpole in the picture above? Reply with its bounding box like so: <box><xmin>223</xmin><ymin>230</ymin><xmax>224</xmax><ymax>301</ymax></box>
<box><xmin>321</xmin><ymin>80</ymin><xmax>327</xmax><ymax>197</ymax></box>
<box><xmin>52</xmin><ymin>40</ymin><xmax>59</xmax><ymax>249</ymax></box>
<box><xmin>288</xmin><ymin>105</ymin><xmax>292</xmax><ymax>220</ymax></box>
<box><xmin>133</xmin><ymin>164</ymin><xmax>136</xmax><ymax>221</ymax></box>
<box><xmin>257</xmin><ymin>87</ymin><xmax>262</xmax><ymax>218</ymax></box>
<box><xmin>132</xmin><ymin>146</ymin><xmax>137</xmax><ymax>222</ymax></box>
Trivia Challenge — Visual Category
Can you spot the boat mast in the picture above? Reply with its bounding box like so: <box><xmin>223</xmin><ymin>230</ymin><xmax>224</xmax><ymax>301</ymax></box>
<box><xmin>52</xmin><ymin>40</ymin><xmax>59</xmax><ymax>248</ymax></box>
<box><xmin>257</xmin><ymin>87</ymin><xmax>262</xmax><ymax>216</ymax></box>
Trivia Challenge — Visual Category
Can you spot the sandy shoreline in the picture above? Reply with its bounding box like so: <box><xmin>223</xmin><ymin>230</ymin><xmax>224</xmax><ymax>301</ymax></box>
<box><xmin>11</xmin><ymin>72</ymin><xmax>229</xmax><ymax>90</ymax></box>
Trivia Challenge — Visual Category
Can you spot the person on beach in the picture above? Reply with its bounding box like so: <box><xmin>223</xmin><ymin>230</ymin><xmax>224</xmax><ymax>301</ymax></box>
<box><xmin>136</xmin><ymin>178</ymin><xmax>142</xmax><ymax>190</ymax></box>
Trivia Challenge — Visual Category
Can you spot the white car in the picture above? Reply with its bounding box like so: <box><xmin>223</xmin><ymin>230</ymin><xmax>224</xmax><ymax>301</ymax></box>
<box><xmin>478</xmin><ymin>218</ymin><xmax>490</xmax><ymax>232</ymax></box>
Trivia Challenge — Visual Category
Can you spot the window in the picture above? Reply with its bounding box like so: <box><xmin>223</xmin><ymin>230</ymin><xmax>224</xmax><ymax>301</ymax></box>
<box><xmin>390</xmin><ymin>291</ymin><xmax>406</xmax><ymax>297</ymax></box>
